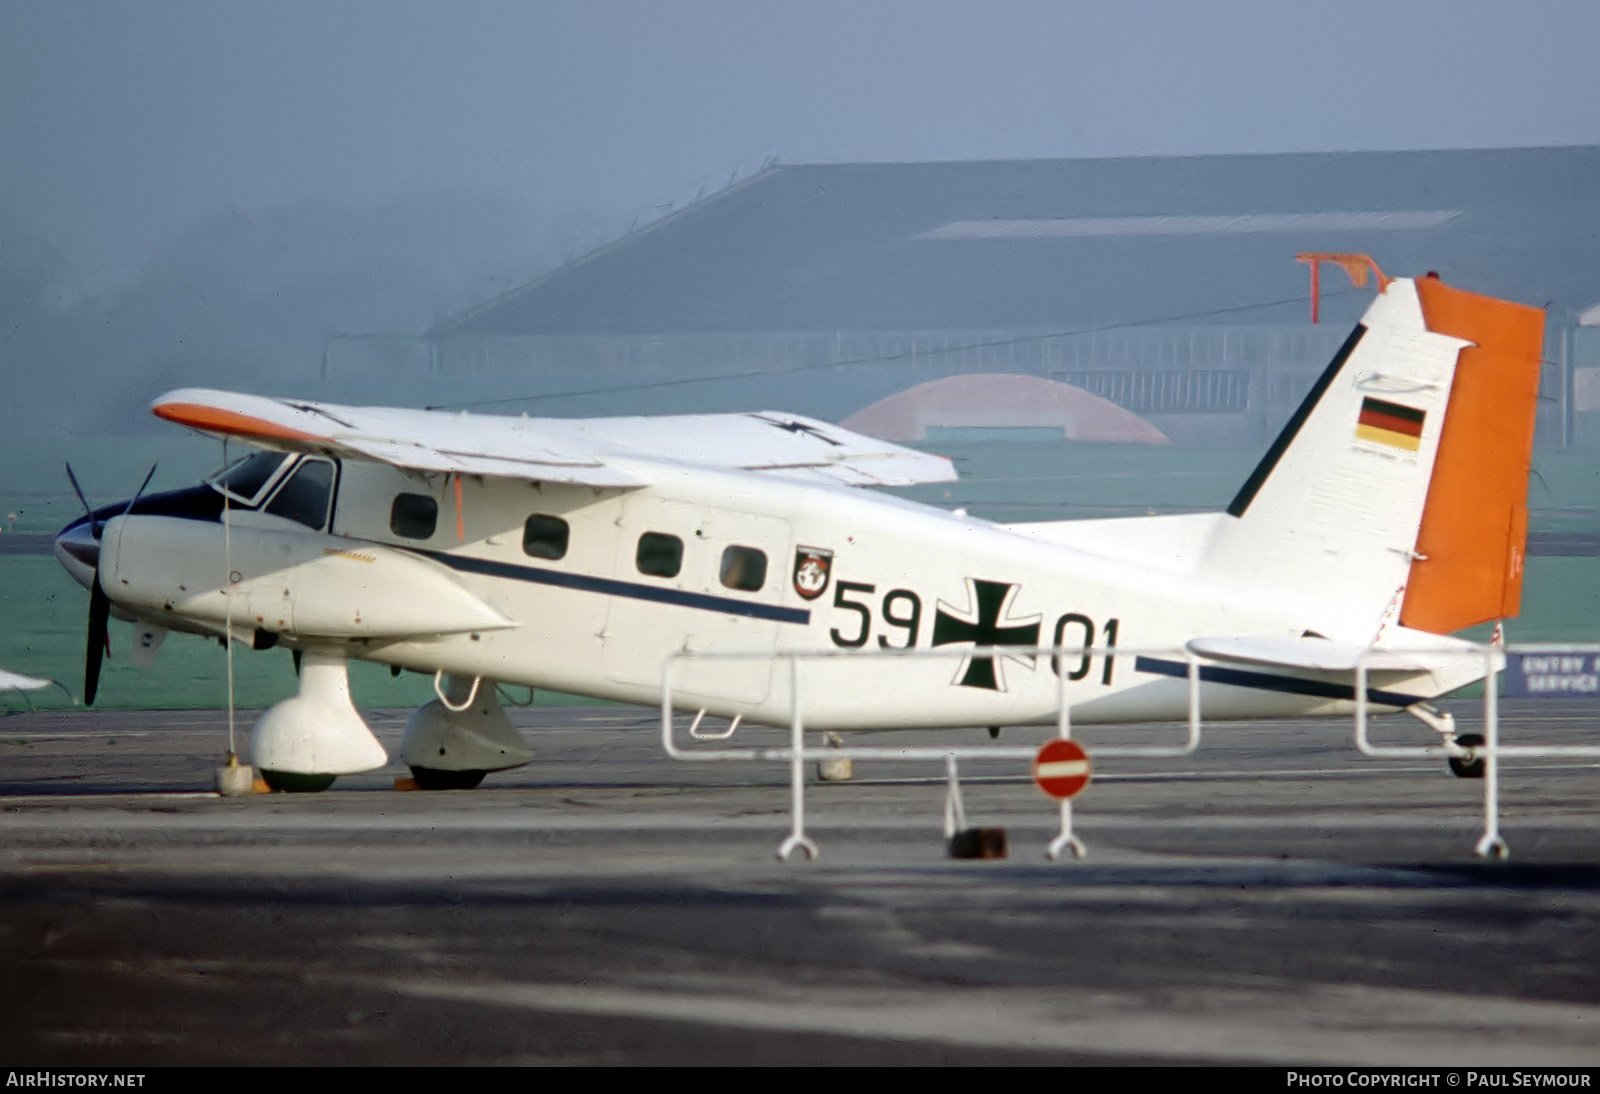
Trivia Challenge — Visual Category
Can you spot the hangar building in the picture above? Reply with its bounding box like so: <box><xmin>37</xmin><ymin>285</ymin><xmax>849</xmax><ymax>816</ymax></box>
<box><xmin>425</xmin><ymin>146</ymin><xmax>1600</xmax><ymax>446</ymax></box>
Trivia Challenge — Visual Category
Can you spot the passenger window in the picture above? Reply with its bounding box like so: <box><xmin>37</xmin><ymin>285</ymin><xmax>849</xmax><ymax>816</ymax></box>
<box><xmin>523</xmin><ymin>514</ymin><xmax>569</xmax><ymax>560</ymax></box>
<box><xmin>720</xmin><ymin>546</ymin><xmax>767</xmax><ymax>591</ymax></box>
<box><xmin>636</xmin><ymin>532</ymin><xmax>683</xmax><ymax>578</ymax></box>
<box><xmin>390</xmin><ymin>493</ymin><xmax>437</xmax><ymax>539</ymax></box>
<box><xmin>264</xmin><ymin>459</ymin><xmax>335</xmax><ymax>530</ymax></box>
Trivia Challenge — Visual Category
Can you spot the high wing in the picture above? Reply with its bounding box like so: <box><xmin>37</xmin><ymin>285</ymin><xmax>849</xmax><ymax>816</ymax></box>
<box><xmin>151</xmin><ymin>388</ymin><xmax>956</xmax><ymax>488</ymax></box>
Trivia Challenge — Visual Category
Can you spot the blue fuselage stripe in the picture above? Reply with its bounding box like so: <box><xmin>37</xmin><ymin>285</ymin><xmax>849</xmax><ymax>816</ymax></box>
<box><xmin>416</xmin><ymin>549</ymin><xmax>812</xmax><ymax>625</ymax></box>
<box><xmin>1134</xmin><ymin>655</ymin><xmax>1427</xmax><ymax>707</ymax></box>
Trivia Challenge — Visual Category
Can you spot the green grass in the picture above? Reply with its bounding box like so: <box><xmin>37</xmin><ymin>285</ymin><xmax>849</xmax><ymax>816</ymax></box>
<box><xmin>892</xmin><ymin>440</ymin><xmax>1258</xmax><ymax>520</ymax></box>
<box><xmin>1503</xmin><ymin>557</ymin><xmax>1600</xmax><ymax>643</ymax></box>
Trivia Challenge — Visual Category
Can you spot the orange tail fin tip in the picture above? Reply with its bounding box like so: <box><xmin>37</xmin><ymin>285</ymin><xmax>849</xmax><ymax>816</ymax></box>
<box><xmin>1402</xmin><ymin>277</ymin><xmax>1544</xmax><ymax>634</ymax></box>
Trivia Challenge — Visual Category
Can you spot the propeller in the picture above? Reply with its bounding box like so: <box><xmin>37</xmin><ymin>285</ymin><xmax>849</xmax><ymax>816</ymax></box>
<box><xmin>64</xmin><ymin>462</ymin><xmax>100</xmax><ymax>537</ymax></box>
<box><xmin>85</xmin><ymin>576</ymin><xmax>110</xmax><ymax>706</ymax></box>
<box><xmin>122</xmin><ymin>462</ymin><xmax>158</xmax><ymax>517</ymax></box>
<box><xmin>65</xmin><ymin>461</ymin><xmax>156</xmax><ymax>706</ymax></box>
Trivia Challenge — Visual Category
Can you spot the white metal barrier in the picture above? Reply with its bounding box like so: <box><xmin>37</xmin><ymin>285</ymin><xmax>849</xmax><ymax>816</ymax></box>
<box><xmin>1353</xmin><ymin>642</ymin><xmax>1600</xmax><ymax>860</ymax></box>
<box><xmin>662</xmin><ymin>641</ymin><xmax>1600</xmax><ymax>863</ymax></box>
<box><xmin>660</xmin><ymin>644</ymin><xmax>1202</xmax><ymax>861</ymax></box>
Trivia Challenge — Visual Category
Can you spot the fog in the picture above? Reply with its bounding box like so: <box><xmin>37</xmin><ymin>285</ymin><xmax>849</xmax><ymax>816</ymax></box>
<box><xmin>3</xmin><ymin>1</ymin><xmax>1599</xmax><ymax>431</ymax></box>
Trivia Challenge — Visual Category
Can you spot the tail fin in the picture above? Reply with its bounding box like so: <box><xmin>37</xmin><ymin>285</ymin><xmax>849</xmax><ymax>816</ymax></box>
<box><xmin>1202</xmin><ymin>274</ymin><xmax>1544</xmax><ymax>637</ymax></box>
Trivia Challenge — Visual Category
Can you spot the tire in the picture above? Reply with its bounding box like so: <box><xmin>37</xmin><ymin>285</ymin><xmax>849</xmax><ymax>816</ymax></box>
<box><xmin>409</xmin><ymin>766</ymin><xmax>488</xmax><ymax>790</ymax></box>
<box><xmin>1448</xmin><ymin>733</ymin><xmax>1485</xmax><ymax>780</ymax></box>
<box><xmin>260</xmin><ymin>770</ymin><xmax>338</xmax><ymax>793</ymax></box>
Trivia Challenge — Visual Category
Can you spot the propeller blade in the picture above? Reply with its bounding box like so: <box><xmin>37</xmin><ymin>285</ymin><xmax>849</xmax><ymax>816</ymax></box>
<box><xmin>85</xmin><ymin>576</ymin><xmax>110</xmax><ymax>706</ymax></box>
<box><xmin>65</xmin><ymin>463</ymin><xmax>100</xmax><ymax>536</ymax></box>
<box><xmin>122</xmin><ymin>463</ymin><xmax>159</xmax><ymax>517</ymax></box>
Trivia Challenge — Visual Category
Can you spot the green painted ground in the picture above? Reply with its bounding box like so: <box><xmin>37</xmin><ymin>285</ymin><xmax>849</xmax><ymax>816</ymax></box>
<box><xmin>2</xmin><ymin>434</ymin><xmax>1596</xmax><ymax>710</ymax></box>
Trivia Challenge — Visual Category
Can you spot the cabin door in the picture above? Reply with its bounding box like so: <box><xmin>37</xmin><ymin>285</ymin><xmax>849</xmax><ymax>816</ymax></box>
<box><xmin>601</xmin><ymin>498</ymin><xmax>793</xmax><ymax>705</ymax></box>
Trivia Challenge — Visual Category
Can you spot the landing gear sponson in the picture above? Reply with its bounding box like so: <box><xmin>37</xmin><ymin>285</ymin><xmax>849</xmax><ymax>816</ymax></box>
<box><xmin>252</xmin><ymin>646</ymin><xmax>387</xmax><ymax>792</ymax></box>
<box><xmin>401</xmin><ymin>673</ymin><xmax>533</xmax><ymax>790</ymax></box>
<box><xmin>254</xmin><ymin>655</ymin><xmax>533</xmax><ymax>792</ymax></box>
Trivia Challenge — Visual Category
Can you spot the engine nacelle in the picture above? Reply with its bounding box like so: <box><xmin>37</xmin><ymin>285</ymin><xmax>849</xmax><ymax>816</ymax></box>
<box><xmin>100</xmin><ymin>514</ymin><xmax>512</xmax><ymax>640</ymax></box>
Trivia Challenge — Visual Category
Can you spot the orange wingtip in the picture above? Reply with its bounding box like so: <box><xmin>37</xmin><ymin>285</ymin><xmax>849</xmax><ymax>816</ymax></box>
<box><xmin>152</xmin><ymin>401</ymin><xmax>326</xmax><ymax>444</ymax></box>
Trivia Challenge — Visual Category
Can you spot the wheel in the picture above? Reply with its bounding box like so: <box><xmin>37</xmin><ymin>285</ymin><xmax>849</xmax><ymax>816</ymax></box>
<box><xmin>260</xmin><ymin>770</ymin><xmax>338</xmax><ymax>793</ymax></box>
<box><xmin>1448</xmin><ymin>733</ymin><xmax>1485</xmax><ymax>779</ymax></box>
<box><xmin>409</xmin><ymin>766</ymin><xmax>487</xmax><ymax>790</ymax></box>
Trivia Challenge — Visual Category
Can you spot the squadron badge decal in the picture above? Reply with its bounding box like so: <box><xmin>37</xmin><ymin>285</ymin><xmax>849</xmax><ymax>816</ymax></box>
<box><xmin>792</xmin><ymin>547</ymin><xmax>834</xmax><ymax>600</ymax></box>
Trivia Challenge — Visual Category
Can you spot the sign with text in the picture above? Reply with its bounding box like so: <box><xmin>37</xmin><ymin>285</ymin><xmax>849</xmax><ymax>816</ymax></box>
<box><xmin>1504</xmin><ymin>649</ymin><xmax>1600</xmax><ymax>699</ymax></box>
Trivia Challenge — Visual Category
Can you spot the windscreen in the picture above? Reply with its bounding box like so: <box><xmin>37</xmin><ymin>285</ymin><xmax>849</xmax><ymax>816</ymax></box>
<box><xmin>207</xmin><ymin>451</ymin><xmax>289</xmax><ymax>505</ymax></box>
<box><xmin>264</xmin><ymin>458</ymin><xmax>335</xmax><ymax>530</ymax></box>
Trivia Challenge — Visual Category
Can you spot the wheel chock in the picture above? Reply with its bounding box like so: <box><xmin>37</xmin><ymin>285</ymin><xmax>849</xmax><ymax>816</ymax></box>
<box><xmin>948</xmin><ymin>827</ymin><xmax>1008</xmax><ymax>860</ymax></box>
<box><xmin>215</xmin><ymin>754</ymin><xmax>260</xmax><ymax>797</ymax></box>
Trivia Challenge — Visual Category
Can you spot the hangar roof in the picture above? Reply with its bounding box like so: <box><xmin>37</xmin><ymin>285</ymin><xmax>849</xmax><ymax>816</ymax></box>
<box><xmin>839</xmin><ymin>373</ymin><xmax>1171</xmax><ymax>445</ymax></box>
<box><xmin>434</xmin><ymin>146</ymin><xmax>1600</xmax><ymax>338</ymax></box>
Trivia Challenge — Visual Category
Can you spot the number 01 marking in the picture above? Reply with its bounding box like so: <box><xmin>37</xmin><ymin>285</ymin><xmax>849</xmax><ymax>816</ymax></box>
<box><xmin>1051</xmin><ymin>614</ymin><xmax>1118</xmax><ymax>685</ymax></box>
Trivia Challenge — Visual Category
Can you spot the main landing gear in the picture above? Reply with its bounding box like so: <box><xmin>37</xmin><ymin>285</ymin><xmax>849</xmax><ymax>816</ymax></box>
<box><xmin>252</xmin><ymin>647</ymin><xmax>387</xmax><ymax>792</ymax></box>
<box><xmin>401</xmin><ymin>673</ymin><xmax>534</xmax><ymax>790</ymax></box>
<box><xmin>249</xmin><ymin>659</ymin><xmax>535</xmax><ymax>792</ymax></box>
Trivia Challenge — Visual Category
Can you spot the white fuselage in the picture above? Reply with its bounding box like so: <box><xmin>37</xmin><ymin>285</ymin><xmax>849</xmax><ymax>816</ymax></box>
<box><xmin>102</xmin><ymin>455</ymin><xmax>1466</xmax><ymax>732</ymax></box>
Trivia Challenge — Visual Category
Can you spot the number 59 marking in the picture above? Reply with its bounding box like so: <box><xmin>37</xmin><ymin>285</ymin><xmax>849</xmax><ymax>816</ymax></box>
<box><xmin>828</xmin><ymin>582</ymin><xmax>924</xmax><ymax>649</ymax></box>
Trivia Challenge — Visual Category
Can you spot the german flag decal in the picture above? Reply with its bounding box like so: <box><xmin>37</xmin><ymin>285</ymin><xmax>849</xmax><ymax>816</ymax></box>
<box><xmin>1355</xmin><ymin>396</ymin><xmax>1425</xmax><ymax>452</ymax></box>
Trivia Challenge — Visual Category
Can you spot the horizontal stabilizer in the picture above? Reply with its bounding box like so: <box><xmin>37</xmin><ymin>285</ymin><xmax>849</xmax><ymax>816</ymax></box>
<box><xmin>1187</xmin><ymin>636</ymin><xmax>1447</xmax><ymax>674</ymax></box>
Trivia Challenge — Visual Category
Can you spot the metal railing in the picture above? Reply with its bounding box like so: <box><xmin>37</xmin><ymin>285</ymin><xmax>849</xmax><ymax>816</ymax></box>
<box><xmin>1353</xmin><ymin>643</ymin><xmax>1600</xmax><ymax>859</ymax></box>
<box><xmin>660</xmin><ymin>644</ymin><xmax>1202</xmax><ymax>861</ymax></box>
<box><xmin>661</xmin><ymin>641</ymin><xmax>1600</xmax><ymax>863</ymax></box>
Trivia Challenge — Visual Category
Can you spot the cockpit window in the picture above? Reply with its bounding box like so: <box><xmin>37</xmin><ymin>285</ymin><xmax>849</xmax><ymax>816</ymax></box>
<box><xmin>263</xmin><ymin>458</ymin><xmax>335</xmax><ymax>530</ymax></box>
<box><xmin>208</xmin><ymin>451</ymin><xmax>290</xmax><ymax>505</ymax></box>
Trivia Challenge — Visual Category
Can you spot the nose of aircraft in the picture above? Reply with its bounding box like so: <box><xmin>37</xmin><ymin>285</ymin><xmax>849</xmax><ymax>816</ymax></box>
<box><xmin>54</xmin><ymin>515</ymin><xmax>102</xmax><ymax>590</ymax></box>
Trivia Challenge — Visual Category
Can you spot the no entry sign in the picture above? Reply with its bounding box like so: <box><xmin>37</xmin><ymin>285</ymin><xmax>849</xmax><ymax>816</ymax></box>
<box><xmin>1033</xmin><ymin>738</ymin><xmax>1091</xmax><ymax>800</ymax></box>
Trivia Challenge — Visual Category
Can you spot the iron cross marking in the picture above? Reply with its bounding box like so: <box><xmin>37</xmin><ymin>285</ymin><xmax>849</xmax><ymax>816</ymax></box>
<box><xmin>931</xmin><ymin>578</ymin><xmax>1042</xmax><ymax>691</ymax></box>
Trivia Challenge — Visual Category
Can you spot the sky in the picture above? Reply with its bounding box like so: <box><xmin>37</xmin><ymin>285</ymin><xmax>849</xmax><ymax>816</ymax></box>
<box><xmin>4</xmin><ymin>0</ymin><xmax>1600</xmax><ymax>297</ymax></box>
